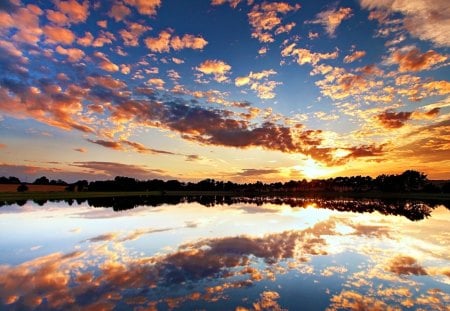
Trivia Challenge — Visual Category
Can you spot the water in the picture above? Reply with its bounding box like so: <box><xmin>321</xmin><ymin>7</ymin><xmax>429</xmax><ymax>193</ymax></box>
<box><xmin>0</xmin><ymin>197</ymin><xmax>449</xmax><ymax>310</ymax></box>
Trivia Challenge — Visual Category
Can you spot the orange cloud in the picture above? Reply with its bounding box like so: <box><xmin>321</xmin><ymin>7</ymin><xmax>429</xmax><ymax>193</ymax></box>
<box><xmin>99</xmin><ymin>61</ymin><xmax>119</xmax><ymax>72</ymax></box>
<box><xmin>235</xmin><ymin>70</ymin><xmax>279</xmax><ymax>99</ymax></box>
<box><xmin>124</xmin><ymin>0</ymin><xmax>161</xmax><ymax>16</ymax></box>
<box><xmin>387</xmin><ymin>255</ymin><xmax>428</xmax><ymax>275</ymax></box>
<box><xmin>46</xmin><ymin>9</ymin><xmax>69</xmax><ymax>25</ymax></box>
<box><xmin>147</xmin><ymin>78</ymin><xmax>165</xmax><ymax>90</ymax></box>
<box><xmin>211</xmin><ymin>0</ymin><xmax>242</xmax><ymax>8</ymax></box>
<box><xmin>309</xmin><ymin>7</ymin><xmax>352</xmax><ymax>36</ymax></box>
<box><xmin>248</xmin><ymin>1</ymin><xmax>300</xmax><ymax>43</ymax></box>
<box><xmin>94</xmin><ymin>52</ymin><xmax>120</xmax><ymax>72</ymax></box>
<box><xmin>144</xmin><ymin>30</ymin><xmax>172</xmax><ymax>52</ymax></box>
<box><xmin>54</xmin><ymin>0</ymin><xmax>89</xmax><ymax>24</ymax></box>
<box><xmin>119</xmin><ymin>22</ymin><xmax>150</xmax><ymax>46</ymax></box>
<box><xmin>196</xmin><ymin>59</ymin><xmax>231</xmax><ymax>82</ymax></box>
<box><xmin>343</xmin><ymin>50</ymin><xmax>366</xmax><ymax>63</ymax></box>
<box><xmin>389</xmin><ymin>47</ymin><xmax>447</xmax><ymax>72</ymax></box>
<box><xmin>108</xmin><ymin>2</ymin><xmax>131</xmax><ymax>22</ymax></box>
<box><xmin>97</xmin><ymin>20</ymin><xmax>107</xmax><ymax>28</ymax></box>
<box><xmin>43</xmin><ymin>25</ymin><xmax>75</xmax><ymax>45</ymax></box>
<box><xmin>144</xmin><ymin>30</ymin><xmax>207</xmax><ymax>53</ymax></box>
<box><xmin>0</xmin><ymin>5</ymin><xmax>43</xmax><ymax>45</ymax></box>
<box><xmin>377</xmin><ymin>110</ymin><xmax>412</xmax><ymax>129</ymax></box>
<box><xmin>282</xmin><ymin>44</ymin><xmax>338</xmax><ymax>65</ymax></box>
<box><xmin>360</xmin><ymin>0</ymin><xmax>450</xmax><ymax>47</ymax></box>
<box><xmin>55</xmin><ymin>45</ymin><xmax>85</xmax><ymax>62</ymax></box>
<box><xmin>76</xmin><ymin>31</ymin><xmax>94</xmax><ymax>46</ymax></box>
<box><xmin>86</xmin><ymin>75</ymin><xmax>126</xmax><ymax>89</ymax></box>
<box><xmin>170</xmin><ymin>34</ymin><xmax>208</xmax><ymax>50</ymax></box>
<box><xmin>422</xmin><ymin>80</ymin><xmax>450</xmax><ymax>96</ymax></box>
<box><xmin>0</xmin><ymin>80</ymin><xmax>94</xmax><ymax>134</ymax></box>
<box><xmin>92</xmin><ymin>30</ymin><xmax>115</xmax><ymax>47</ymax></box>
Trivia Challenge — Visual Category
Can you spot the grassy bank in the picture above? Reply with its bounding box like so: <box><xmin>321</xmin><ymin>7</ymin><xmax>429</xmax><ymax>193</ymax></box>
<box><xmin>0</xmin><ymin>190</ymin><xmax>449</xmax><ymax>204</ymax></box>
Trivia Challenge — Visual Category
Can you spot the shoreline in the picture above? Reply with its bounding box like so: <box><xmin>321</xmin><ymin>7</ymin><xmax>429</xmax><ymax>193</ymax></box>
<box><xmin>1</xmin><ymin>190</ymin><xmax>449</xmax><ymax>204</ymax></box>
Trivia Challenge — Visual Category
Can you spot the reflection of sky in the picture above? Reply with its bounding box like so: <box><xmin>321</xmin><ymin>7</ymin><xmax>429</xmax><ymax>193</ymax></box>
<box><xmin>0</xmin><ymin>201</ymin><xmax>449</xmax><ymax>310</ymax></box>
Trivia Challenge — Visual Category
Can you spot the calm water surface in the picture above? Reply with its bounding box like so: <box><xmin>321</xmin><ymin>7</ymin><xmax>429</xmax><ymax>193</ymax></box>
<box><xmin>0</xmin><ymin>197</ymin><xmax>449</xmax><ymax>310</ymax></box>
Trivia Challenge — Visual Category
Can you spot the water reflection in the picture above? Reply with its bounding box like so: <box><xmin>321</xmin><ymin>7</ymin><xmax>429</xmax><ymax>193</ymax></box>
<box><xmin>0</xmin><ymin>198</ymin><xmax>449</xmax><ymax>310</ymax></box>
<box><xmin>2</xmin><ymin>195</ymin><xmax>447</xmax><ymax>221</ymax></box>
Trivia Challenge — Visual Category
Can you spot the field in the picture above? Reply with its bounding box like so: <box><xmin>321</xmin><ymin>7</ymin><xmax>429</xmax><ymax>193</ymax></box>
<box><xmin>0</xmin><ymin>184</ymin><xmax>67</xmax><ymax>193</ymax></box>
<box><xmin>0</xmin><ymin>183</ymin><xmax>449</xmax><ymax>205</ymax></box>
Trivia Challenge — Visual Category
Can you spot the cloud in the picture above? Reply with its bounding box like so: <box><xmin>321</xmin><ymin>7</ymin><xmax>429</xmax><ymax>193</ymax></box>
<box><xmin>248</xmin><ymin>1</ymin><xmax>300</xmax><ymax>43</ymax></box>
<box><xmin>308</xmin><ymin>7</ymin><xmax>353</xmax><ymax>36</ymax></box>
<box><xmin>282</xmin><ymin>44</ymin><xmax>338</xmax><ymax>65</ymax></box>
<box><xmin>55</xmin><ymin>45</ymin><xmax>85</xmax><ymax>62</ymax></box>
<box><xmin>211</xmin><ymin>0</ymin><xmax>242</xmax><ymax>8</ymax></box>
<box><xmin>147</xmin><ymin>78</ymin><xmax>165</xmax><ymax>90</ymax></box>
<box><xmin>76</xmin><ymin>31</ymin><xmax>93</xmax><ymax>46</ymax></box>
<box><xmin>387</xmin><ymin>255</ymin><xmax>428</xmax><ymax>275</ymax></box>
<box><xmin>93</xmin><ymin>52</ymin><xmax>119</xmax><ymax>72</ymax></box>
<box><xmin>46</xmin><ymin>10</ymin><xmax>69</xmax><ymax>25</ymax></box>
<box><xmin>121</xmin><ymin>140</ymin><xmax>177</xmax><ymax>155</ymax></box>
<box><xmin>119</xmin><ymin>22</ymin><xmax>150</xmax><ymax>46</ymax></box>
<box><xmin>88</xmin><ymin>138</ymin><xmax>177</xmax><ymax>156</ymax></box>
<box><xmin>343</xmin><ymin>50</ymin><xmax>366</xmax><ymax>63</ymax></box>
<box><xmin>0</xmin><ymin>221</ymin><xmax>335</xmax><ymax>310</ymax></box>
<box><xmin>235</xmin><ymin>168</ymin><xmax>280</xmax><ymax>177</ymax></box>
<box><xmin>0</xmin><ymin>78</ymin><xmax>95</xmax><ymax>133</ymax></box>
<box><xmin>144</xmin><ymin>30</ymin><xmax>208</xmax><ymax>53</ymax></box>
<box><xmin>97</xmin><ymin>20</ymin><xmax>107</xmax><ymax>28</ymax></box>
<box><xmin>71</xmin><ymin>161</ymin><xmax>166</xmax><ymax>179</ymax></box>
<box><xmin>53</xmin><ymin>0</ymin><xmax>89</xmax><ymax>24</ymax></box>
<box><xmin>196</xmin><ymin>59</ymin><xmax>231</xmax><ymax>82</ymax></box>
<box><xmin>170</xmin><ymin>34</ymin><xmax>208</xmax><ymax>50</ymax></box>
<box><xmin>377</xmin><ymin>110</ymin><xmax>413</xmax><ymax>128</ymax></box>
<box><xmin>389</xmin><ymin>47</ymin><xmax>447</xmax><ymax>72</ymax></box>
<box><xmin>87</xmin><ymin>139</ymin><xmax>123</xmax><ymax>150</ymax></box>
<box><xmin>86</xmin><ymin>74</ymin><xmax>126</xmax><ymax>89</ymax></box>
<box><xmin>123</xmin><ymin>0</ymin><xmax>161</xmax><ymax>16</ymax></box>
<box><xmin>108</xmin><ymin>2</ymin><xmax>131</xmax><ymax>22</ymax></box>
<box><xmin>359</xmin><ymin>0</ymin><xmax>450</xmax><ymax>47</ymax></box>
<box><xmin>0</xmin><ymin>4</ymin><xmax>43</xmax><ymax>45</ymax></box>
<box><xmin>43</xmin><ymin>25</ymin><xmax>75</xmax><ymax>45</ymax></box>
<box><xmin>235</xmin><ymin>70</ymin><xmax>280</xmax><ymax>99</ymax></box>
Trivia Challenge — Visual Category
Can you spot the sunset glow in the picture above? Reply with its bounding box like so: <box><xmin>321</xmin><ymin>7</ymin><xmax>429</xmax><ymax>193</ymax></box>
<box><xmin>0</xmin><ymin>0</ymin><xmax>449</xmax><ymax>181</ymax></box>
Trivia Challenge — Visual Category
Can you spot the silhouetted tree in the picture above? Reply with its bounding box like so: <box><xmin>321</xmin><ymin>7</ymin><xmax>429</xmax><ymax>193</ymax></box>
<box><xmin>17</xmin><ymin>183</ymin><xmax>29</xmax><ymax>192</ymax></box>
<box><xmin>33</xmin><ymin>176</ymin><xmax>50</xmax><ymax>185</ymax></box>
<box><xmin>0</xmin><ymin>176</ymin><xmax>21</xmax><ymax>184</ymax></box>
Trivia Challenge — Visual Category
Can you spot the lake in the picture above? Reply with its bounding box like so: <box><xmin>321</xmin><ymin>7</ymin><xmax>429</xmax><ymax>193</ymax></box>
<box><xmin>0</xmin><ymin>196</ymin><xmax>449</xmax><ymax>310</ymax></box>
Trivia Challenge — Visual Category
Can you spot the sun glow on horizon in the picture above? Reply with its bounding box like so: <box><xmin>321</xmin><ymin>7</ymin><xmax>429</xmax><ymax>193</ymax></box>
<box><xmin>295</xmin><ymin>158</ymin><xmax>337</xmax><ymax>180</ymax></box>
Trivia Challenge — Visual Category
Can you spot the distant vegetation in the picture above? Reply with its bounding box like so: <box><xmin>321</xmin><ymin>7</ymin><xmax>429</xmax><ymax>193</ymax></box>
<box><xmin>1</xmin><ymin>170</ymin><xmax>449</xmax><ymax>194</ymax></box>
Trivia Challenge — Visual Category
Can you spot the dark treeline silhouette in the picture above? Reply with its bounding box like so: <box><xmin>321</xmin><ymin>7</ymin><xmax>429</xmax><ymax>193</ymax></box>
<box><xmin>2</xmin><ymin>170</ymin><xmax>450</xmax><ymax>194</ymax></box>
<box><xmin>58</xmin><ymin>170</ymin><xmax>450</xmax><ymax>194</ymax></box>
<box><xmin>1</xmin><ymin>195</ymin><xmax>446</xmax><ymax>221</ymax></box>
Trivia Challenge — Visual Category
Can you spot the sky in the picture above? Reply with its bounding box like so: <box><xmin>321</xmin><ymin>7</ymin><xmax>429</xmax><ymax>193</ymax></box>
<box><xmin>0</xmin><ymin>0</ymin><xmax>449</xmax><ymax>182</ymax></box>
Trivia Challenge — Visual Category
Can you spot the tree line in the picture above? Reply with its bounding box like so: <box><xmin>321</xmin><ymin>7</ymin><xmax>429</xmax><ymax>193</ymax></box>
<box><xmin>2</xmin><ymin>170</ymin><xmax>450</xmax><ymax>193</ymax></box>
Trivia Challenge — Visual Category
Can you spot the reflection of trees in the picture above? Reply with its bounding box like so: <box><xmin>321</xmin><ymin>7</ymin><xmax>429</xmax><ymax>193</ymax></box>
<box><xmin>0</xmin><ymin>195</ymin><xmax>443</xmax><ymax>221</ymax></box>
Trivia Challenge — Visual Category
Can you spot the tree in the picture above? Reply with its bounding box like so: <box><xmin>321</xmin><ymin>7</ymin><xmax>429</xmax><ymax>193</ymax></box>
<box><xmin>17</xmin><ymin>183</ymin><xmax>29</xmax><ymax>192</ymax></box>
<box><xmin>399</xmin><ymin>170</ymin><xmax>428</xmax><ymax>191</ymax></box>
<box><xmin>33</xmin><ymin>176</ymin><xmax>50</xmax><ymax>185</ymax></box>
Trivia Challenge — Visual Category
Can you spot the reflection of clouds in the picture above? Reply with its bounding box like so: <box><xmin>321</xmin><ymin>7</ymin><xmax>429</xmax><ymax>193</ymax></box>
<box><xmin>328</xmin><ymin>288</ymin><xmax>450</xmax><ymax>311</ymax></box>
<box><xmin>0</xmin><ymin>251</ymin><xmax>84</xmax><ymax>309</ymax></box>
<box><xmin>84</xmin><ymin>232</ymin><xmax>119</xmax><ymax>243</ymax></box>
<box><xmin>321</xmin><ymin>265</ymin><xmax>348</xmax><ymax>277</ymax></box>
<box><xmin>0</xmin><ymin>219</ymin><xmax>335</xmax><ymax>309</ymax></box>
<box><xmin>1</xmin><ymin>204</ymin><xmax>449</xmax><ymax>310</ymax></box>
<box><xmin>387</xmin><ymin>255</ymin><xmax>428</xmax><ymax>276</ymax></box>
<box><xmin>238</xmin><ymin>290</ymin><xmax>284</xmax><ymax>311</ymax></box>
